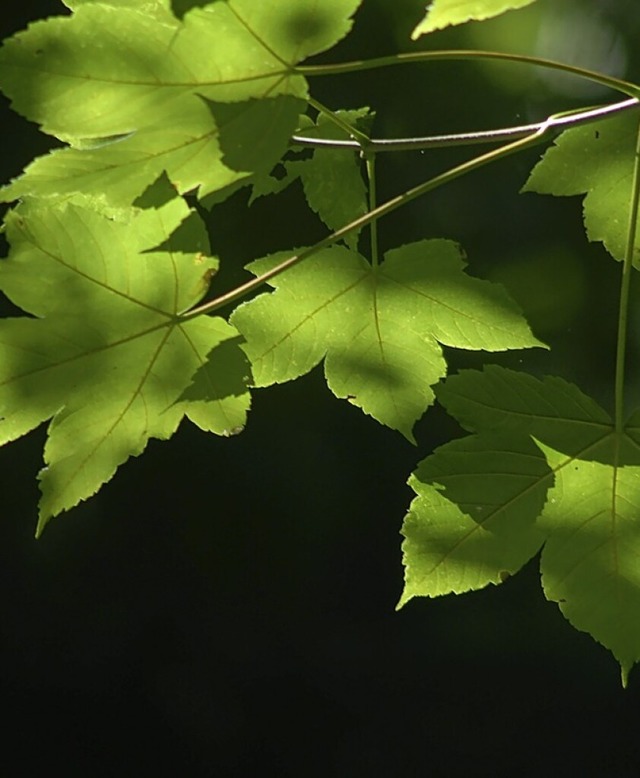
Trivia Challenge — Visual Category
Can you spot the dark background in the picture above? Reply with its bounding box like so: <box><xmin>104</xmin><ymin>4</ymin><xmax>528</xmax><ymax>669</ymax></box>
<box><xmin>2</xmin><ymin>1</ymin><xmax>640</xmax><ymax>775</ymax></box>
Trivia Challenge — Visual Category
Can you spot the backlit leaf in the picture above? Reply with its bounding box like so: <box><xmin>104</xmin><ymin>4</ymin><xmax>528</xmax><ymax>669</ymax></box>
<box><xmin>63</xmin><ymin>0</ymin><xmax>175</xmax><ymax>21</ymax></box>
<box><xmin>288</xmin><ymin>108</ymin><xmax>372</xmax><ymax>250</ymax></box>
<box><xmin>0</xmin><ymin>192</ymin><xmax>250</xmax><ymax>532</ymax></box>
<box><xmin>401</xmin><ymin>365</ymin><xmax>640</xmax><ymax>680</ymax></box>
<box><xmin>539</xmin><ymin>440</ymin><xmax>640</xmax><ymax>686</ymax></box>
<box><xmin>0</xmin><ymin>0</ymin><xmax>361</xmax><ymax>204</ymax></box>
<box><xmin>524</xmin><ymin>112</ymin><xmax>640</xmax><ymax>263</ymax></box>
<box><xmin>399</xmin><ymin>433</ymin><xmax>548</xmax><ymax>605</ymax></box>
<box><xmin>436</xmin><ymin>364</ymin><xmax>612</xmax><ymax>452</ymax></box>
<box><xmin>231</xmin><ymin>241</ymin><xmax>543</xmax><ymax>441</ymax></box>
<box><xmin>411</xmin><ymin>0</ymin><xmax>536</xmax><ymax>38</ymax></box>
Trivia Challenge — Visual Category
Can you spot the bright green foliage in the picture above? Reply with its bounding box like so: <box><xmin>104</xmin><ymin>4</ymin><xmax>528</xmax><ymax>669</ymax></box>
<box><xmin>399</xmin><ymin>433</ymin><xmax>549</xmax><ymax>603</ymax></box>
<box><xmin>539</xmin><ymin>442</ymin><xmax>640</xmax><ymax>687</ymax></box>
<box><xmin>411</xmin><ymin>0</ymin><xmax>537</xmax><ymax>38</ymax></box>
<box><xmin>524</xmin><ymin>113</ymin><xmax>640</xmax><ymax>263</ymax></box>
<box><xmin>434</xmin><ymin>364</ymin><xmax>612</xmax><ymax>450</ymax></box>
<box><xmin>0</xmin><ymin>0</ymin><xmax>360</xmax><ymax>204</ymax></box>
<box><xmin>63</xmin><ymin>0</ymin><xmax>176</xmax><ymax>21</ymax></box>
<box><xmin>1</xmin><ymin>94</ymin><xmax>303</xmax><ymax>206</ymax></box>
<box><xmin>0</xmin><ymin>189</ymin><xmax>250</xmax><ymax>532</ymax></box>
<box><xmin>231</xmin><ymin>242</ymin><xmax>543</xmax><ymax>441</ymax></box>
<box><xmin>401</xmin><ymin>366</ymin><xmax>640</xmax><ymax>681</ymax></box>
<box><xmin>1</xmin><ymin>0</ymin><xmax>640</xmax><ymax>683</ymax></box>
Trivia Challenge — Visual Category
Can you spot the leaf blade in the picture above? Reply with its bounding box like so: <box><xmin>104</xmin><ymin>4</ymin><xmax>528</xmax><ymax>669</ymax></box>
<box><xmin>523</xmin><ymin>112</ymin><xmax>640</xmax><ymax>263</ymax></box>
<box><xmin>0</xmin><ymin>0</ymin><xmax>362</xmax><ymax>204</ymax></box>
<box><xmin>400</xmin><ymin>433</ymin><xmax>549</xmax><ymax>605</ymax></box>
<box><xmin>0</xmin><ymin>194</ymin><xmax>251</xmax><ymax>529</ymax></box>
<box><xmin>232</xmin><ymin>242</ymin><xmax>543</xmax><ymax>439</ymax></box>
<box><xmin>539</xmin><ymin>440</ymin><xmax>640</xmax><ymax>683</ymax></box>
<box><xmin>411</xmin><ymin>0</ymin><xmax>536</xmax><ymax>38</ymax></box>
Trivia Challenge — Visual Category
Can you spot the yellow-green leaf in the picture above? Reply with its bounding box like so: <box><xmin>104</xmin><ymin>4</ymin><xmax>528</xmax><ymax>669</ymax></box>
<box><xmin>411</xmin><ymin>0</ymin><xmax>536</xmax><ymax>38</ymax></box>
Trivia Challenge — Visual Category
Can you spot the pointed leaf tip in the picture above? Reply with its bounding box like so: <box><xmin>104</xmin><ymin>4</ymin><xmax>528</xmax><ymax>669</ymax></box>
<box><xmin>621</xmin><ymin>664</ymin><xmax>630</xmax><ymax>689</ymax></box>
<box><xmin>539</xmin><ymin>441</ymin><xmax>640</xmax><ymax>681</ymax></box>
<box><xmin>411</xmin><ymin>0</ymin><xmax>536</xmax><ymax>38</ymax></box>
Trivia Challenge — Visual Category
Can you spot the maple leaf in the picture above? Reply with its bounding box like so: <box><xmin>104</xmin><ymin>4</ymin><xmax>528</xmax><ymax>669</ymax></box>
<box><xmin>0</xmin><ymin>0</ymin><xmax>362</xmax><ymax>204</ymax></box>
<box><xmin>231</xmin><ymin>242</ymin><xmax>544</xmax><ymax>441</ymax></box>
<box><xmin>524</xmin><ymin>112</ymin><xmax>640</xmax><ymax>263</ymax></box>
<box><xmin>0</xmin><ymin>189</ymin><xmax>250</xmax><ymax>532</ymax></box>
<box><xmin>400</xmin><ymin>365</ymin><xmax>640</xmax><ymax>683</ymax></box>
<box><xmin>411</xmin><ymin>0</ymin><xmax>537</xmax><ymax>38</ymax></box>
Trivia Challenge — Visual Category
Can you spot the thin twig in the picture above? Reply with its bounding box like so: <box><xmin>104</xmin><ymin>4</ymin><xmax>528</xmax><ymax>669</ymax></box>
<box><xmin>291</xmin><ymin>98</ymin><xmax>639</xmax><ymax>153</ymax></box>
<box><xmin>298</xmin><ymin>50</ymin><xmax>639</xmax><ymax>98</ymax></box>
<box><xmin>180</xmin><ymin>99</ymin><xmax>640</xmax><ymax>322</ymax></box>
<box><xmin>181</xmin><ymin>124</ymin><xmax>550</xmax><ymax>321</ymax></box>
<box><xmin>614</xmin><ymin>119</ymin><xmax>640</xmax><ymax>434</ymax></box>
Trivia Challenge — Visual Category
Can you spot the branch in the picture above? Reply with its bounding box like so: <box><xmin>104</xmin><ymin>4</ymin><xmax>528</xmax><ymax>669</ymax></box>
<box><xmin>298</xmin><ymin>49</ymin><xmax>640</xmax><ymax>98</ymax></box>
<box><xmin>292</xmin><ymin>98</ymin><xmax>640</xmax><ymax>153</ymax></box>
<box><xmin>181</xmin><ymin>120</ymin><xmax>557</xmax><ymax>321</ymax></box>
<box><xmin>614</xmin><ymin>119</ymin><xmax>640</xmax><ymax>435</ymax></box>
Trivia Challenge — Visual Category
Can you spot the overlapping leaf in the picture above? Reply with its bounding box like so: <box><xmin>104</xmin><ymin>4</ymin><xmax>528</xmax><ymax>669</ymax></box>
<box><xmin>285</xmin><ymin>108</ymin><xmax>371</xmax><ymax>250</ymax></box>
<box><xmin>411</xmin><ymin>0</ymin><xmax>536</xmax><ymax>38</ymax></box>
<box><xmin>0</xmin><ymin>189</ymin><xmax>250</xmax><ymax>532</ymax></box>
<box><xmin>250</xmin><ymin>108</ymin><xmax>371</xmax><ymax>249</ymax></box>
<box><xmin>524</xmin><ymin>111</ymin><xmax>640</xmax><ymax>262</ymax></box>
<box><xmin>398</xmin><ymin>433</ymin><xmax>549</xmax><ymax>604</ymax></box>
<box><xmin>400</xmin><ymin>365</ymin><xmax>640</xmax><ymax>681</ymax></box>
<box><xmin>538</xmin><ymin>440</ymin><xmax>640</xmax><ymax>686</ymax></box>
<box><xmin>0</xmin><ymin>0</ymin><xmax>362</xmax><ymax>204</ymax></box>
<box><xmin>231</xmin><ymin>241</ymin><xmax>543</xmax><ymax>441</ymax></box>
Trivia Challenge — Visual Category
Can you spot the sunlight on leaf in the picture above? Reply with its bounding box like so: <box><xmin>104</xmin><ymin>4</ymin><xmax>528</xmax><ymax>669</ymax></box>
<box><xmin>401</xmin><ymin>365</ymin><xmax>640</xmax><ymax>680</ymax></box>
<box><xmin>0</xmin><ymin>192</ymin><xmax>250</xmax><ymax>531</ymax></box>
<box><xmin>1</xmin><ymin>95</ymin><xmax>303</xmax><ymax>205</ymax></box>
<box><xmin>539</xmin><ymin>441</ymin><xmax>640</xmax><ymax>686</ymax></box>
<box><xmin>231</xmin><ymin>242</ymin><xmax>543</xmax><ymax>441</ymax></box>
<box><xmin>63</xmin><ymin>0</ymin><xmax>175</xmax><ymax>22</ymax></box>
<box><xmin>524</xmin><ymin>111</ymin><xmax>640</xmax><ymax>263</ymax></box>
<box><xmin>0</xmin><ymin>0</ymin><xmax>361</xmax><ymax>204</ymax></box>
<box><xmin>411</xmin><ymin>0</ymin><xmax>536</xmax><ymax>38</ymax></box>
<box><xmin>437</xmin><ymin>365</ymin><xmax>612</xmax><ymax>452</ymax></box>
<box><xmin>399</xmin><ymin>433</ymin><xmax>548</xmax><ymax>605</ymax></box>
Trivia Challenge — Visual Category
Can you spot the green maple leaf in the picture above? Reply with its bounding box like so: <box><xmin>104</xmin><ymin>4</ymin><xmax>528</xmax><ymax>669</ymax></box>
<box><xmin>411</xmin><ymin>0</ymin><xmax>536</xmax><ymax>38</ymax></box>
<box><xmin>0</xmin><ymin>189</ymin><xmax>250</xmax><ymax>533</ymax></box>
<box><xmin>524</xmin><ymin>112</ymin><xmax>640</xmax><ymax>263</ymax></box>
<box><xmin>539</xmin><ymin>440</ymin><xmax>640</xmax><ymax>687</ymax></box>
<box><xmin>400</xmin><ymin>365</ymin><xmax>640</xmax><ymax>683</ymax></box>
<box><xmin>399</xmin><ymin>433</ymin><xmax>549</xmax><ymax>604</ymax></box>
<box><xmin>0</xmin><ymin>0</ymin><xmax>362</xmax><ymax>204</ymax></box>
<box><xmin>231</xmin><ymin>242</ymin><xmax>544</xmax><ymax>441</ymax></box>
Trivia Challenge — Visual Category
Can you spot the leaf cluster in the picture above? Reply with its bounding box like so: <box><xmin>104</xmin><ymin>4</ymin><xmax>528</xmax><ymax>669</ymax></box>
<box><xmin>2</xmin><ymin>0</ymin><xmax>640</xmax><ymax>682</ymax></box>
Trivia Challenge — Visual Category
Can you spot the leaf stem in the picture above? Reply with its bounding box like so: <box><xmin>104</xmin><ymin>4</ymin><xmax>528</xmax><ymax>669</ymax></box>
<box><xmin>365</xmin><ymin>152</ymin><xmax>379</xmax><ymax>267</ymax></box>
<box><xmin>614</xmin><ymin>120</ymin><xmax>640</xmax><ymax>434</ymax></box>
<box><xmin>298</xmin><ymin>50</ymin><xmax>640</xmax><ymax>98</ymax></box>
<box><xmin>291</xmin><ymin>98</ymin><xmax>639</xmax><ymax>153</ymax></box>
<box><xmin>181</xmin><ymin>124</ymin><xmax>552</xmax><ymax>321</ymax></box>
<box><xmin>307</xmin><ymin>96</ymin><xmax>371</xmax><ymax>148</ymax></box>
